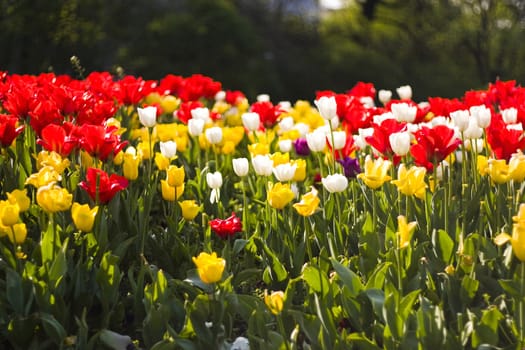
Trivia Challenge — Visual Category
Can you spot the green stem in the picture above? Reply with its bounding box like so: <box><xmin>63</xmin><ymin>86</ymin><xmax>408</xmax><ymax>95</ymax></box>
<box><xmin>277</xmin><ymin>315</ymin><xmax>290</xmax><ymax>350</ymax></box>
<box><xmin>520</xmin><ymin>261</ymin><xmax>525</xmax><ymax>346</ymax></box>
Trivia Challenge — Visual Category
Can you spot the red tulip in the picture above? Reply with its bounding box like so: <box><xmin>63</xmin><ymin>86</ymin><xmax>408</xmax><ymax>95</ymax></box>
<box><xmin>79</xmin><ymin>168</ymin><xmax>128</xmax><ymax>204</ymax></box>
<box><xmin>79</xmin><ymin>124</ymin><xmax>128</xmax><ymax>161</ymax></box>
<box><xmin>365</xmin><ymin>118</ymin><xmax>406</xmax><ymax>161</ymax></box>
<box><xmin>250</xmin><ymin>101</ymin><xmax>285</xmax><ymax>129</ymax></box>
<box><xmin>0</xmin><ymin>114</ymin><xmax>25</xmax><ymax>147</ymax></box>
<box><xmin>210</xmin><ymin>212</ymin><xmax>242</xmax><ymax>239</ymax></box>
<box><xmin>486</xmin><ymin>114</ymin><xmax>525</xmax><ymax>161</ymax></box>
<box><xmin>410</xmin><ymin>125</ymin><xmax>461</xmax><ymax>171</ymax></box>
<box><xmin>37</xmin><ymin>123</ymin><xmax>77</xmax><ymax>157</ymax></box>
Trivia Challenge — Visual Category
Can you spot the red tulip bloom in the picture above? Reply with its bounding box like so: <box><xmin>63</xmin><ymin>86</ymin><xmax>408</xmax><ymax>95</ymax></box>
<box><xmin>79</xmin><ymin>124</ymin><xmax>128</xmax><ymax>161</ymax></box>
<box><xmin>225</xmin><ymin>90</ymin><xmax>246</xmax><ymax>106</ymax></box>
<box><xmin>250</xmin><ymin>101</ymin><xmax>285</xmax><ymax>129</ymax></box>
<box><xmin>114</xmin><ymin>75</ymin><xmax>156</xmax><ymax>105</ymax></box>
<box><xmin>365</xmin><ymin>119</ymin><xmax>406</xmax><ymax>161</ymax></box>
<box><xmin>486</xmin><ymin>114</ymin><xmax>525</xmax><ymax>161</ymax></box>
<box><xmin>410</xmin><ymin>125</ymin><xmax>461</xmax><ymax>171</ymax></box>
<box><xmin>37</xmin><ymin>123</ymin><xmax>77</xmax><ymax>157</ymax></box>
<box><xmin>347</xmin><ymin>81</ymin><xmax>376</xmax><ymax>99</ymax></box>
<box><xmin>79</xmin><ymin>167</ymin><xmax>129</xmax><ymax>204</ymax></box>
<box><xmin>174</xmin><ymin>101</ymin><xmax>204</xmax><ymax>124</ymax></box>
<box><xmin>178</xmin><ymin>74</ymin><xmax>222</xmax><ymax>102</ymax></box>
<box><xmin>0</xmin><ymin>114</ymin><xmax>25</xmax><ymax>147</ymax></box>
<box><xmin>209</xmin><ymin>212</ymin><xmax>242</xmax><ymax>239</ymax></box>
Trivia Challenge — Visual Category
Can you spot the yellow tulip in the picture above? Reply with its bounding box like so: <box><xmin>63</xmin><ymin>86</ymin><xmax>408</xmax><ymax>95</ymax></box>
<box><xmin>248</xmin><ymin>143</ymin><xmax>270</xmax><ymax>156</ymax></box>
<box><xmin>7</xmin><ymin>189</ymin><xmax>30</xmax><ymax>212</ymax></box>
<box><xmin>192</xmin><ymin>252</ymin><xmax>226</xmax><ymax>284</ymax></box>
<box><xmin>137</xmin><ymin>140</ymin><xmax>154</xmax><ymax>160</ymax></box>
<box><xmin>36</xmin><ymin>151</ymin><xmax>70</xmax><ymax>174</ymax></box>
<box><xmin>161</xmin><ymin>180</ymin><xmax>184</xmax><ymax>201</ymax></box>
<box><xmin>36</xmin><ymin>184</ymin><xmax>72</xmax><ymax>213</ymax></box>
<box><xmin>7</xmin><ymin>223</ymin><xmax>27</xmax><ymax>245</ymax></box>
<box><xmin>495</xmin><ymin>204</ymin><xmax>525</xmax><ymax>261</ymax></box>
<box><xmin>293</xmin><ymin>187</ymin><xmax>320</xmax><ymax>216</ymax></box>
<box><xmin>487</xmin><ymin>159</ymin><xmax>509</xmax><ymax>184</ymax></box>
<box><xmin>123</xmin><ymin>150</ymin><xmax>142</xmax><ymax>181</ymax></box>
<box><xmin>25</xmin><ymin>166</ymin><xmax>61</xmax><ymax>188</ymax></box>
<box><xmin>396</xmin><ymin>215</ymin><xmax>417</xmax><ymax>249</ymax></box>
<box><xmin>267</xmin><ymin>182</ymin><xmax>295</xmax><ymax>210</ymax></box>
<box><xmin>166</xmin><ymin>165</ymin><xmax>185</xmax><ymax>187</ymax></box>
<box><xmin>155</xmin><ymin>152</ymin><xmax>170</xmax><ymax>171</ymax></box>
<box><xmin>160</xmin><ymin>95</ymin><xmax>180</xmax><ymax>114</ymax></box>
<box><xmin>477</xmin><ymin>155</ymin><xmax>489</xmax><ymax>176</ymax></box>
<box><xmin>357</xmin><ymin>156</ymin><xmax>392</xmax><ymax>190</ymax></box>
<box><xmin>509</xmin><ymin>151</ymin><xmax>525</xmax><ymax>182</ymax></box>
<box><xmin>179</xmin><ymin>200</ymin><xmax>200</xmax><ymax>221</ymax></box>
<box><xmin>270</xmin><ymin>152</ymin><xmax>290</xmax><ymax>167</ymax></box>
<box><xmin>291</xmin><ymin>159</ymin><xmax>306</xmax><ymax>182</ymax></box>
<box><xmin>0</xmin><ymin>201</ymin><xmax>19</xmax><ymax>227</ymax></box>
<box><xmin>71</xmin><ymin>202</ymin><xmax>99</xmax><ymax>232</ymax></box>
<box><xmin>391</xmin><ymin>164</ymin><xmax>427</xmax><ymax>199</ymax></box>
<box><xmin>264</xmin><ymin>290</ymin><xmax>285</xmax><ymax>315</ymax></box>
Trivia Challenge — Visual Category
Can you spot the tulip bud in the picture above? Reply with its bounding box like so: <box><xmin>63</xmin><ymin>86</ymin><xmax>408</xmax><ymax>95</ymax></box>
<box><xmin>450</xmin><ymin>110</ymin><xmax>470</xmax><ymax>132</ymax></box>
<box><xmin>137</xmin><ymin>106</ymin><xmax>157</xmax><ymax>127</ymax></box>
<box><xmin>321</xmin><ymin>173</ymin><xmax>348</xmax><ymax>193</ymax></box>
<box><xmin>160</xmin><ymin>141</ymin><xmax>177</xmax><ymax>159</ymax></box>
<box><xmin>251</xmin><ymin>155</ymin><xmax>274</xmax><ymax>176</ymax></box>
<box><xmin>188</xmin><ymin>118</ymin><xmax>205</xmax><ymax>136</ymax></box>
<box><xmin>314</xmin><ymin>96</ymin><xmax>338</xmax><ymax>120</ymax></box>
<box><xmin>327</xmin><ymin>131</ymin><xmax>346</xmax><ymax>150</ymax></box>
<box><xmin>502</xmin><ymin>107</ymin><xmax>518</xmax><ymax>124</ymax></box>
<box><xmin>205</xmin><ymin>126</ymin><xmax>223</xmax><ymax>145</ymax></box>
<box><xmin>278</xmin><ymin>139</ymin><xmax>292</xmax><ymax>153</ymax></box>
<box><xmin>389</xmin><ymin>131</ymin><xmax>411</xmax><ymax>156</ymax></box>
<box><xmin>306</xmin><ymin>129</ymin><xmax>326</xmax><ymax>152</ymax></box>
<box><xmin>242</xmin><ymin>112</ymin><xmax>260</xmax><ymax>131</ymax></box>
<box><xmin>232</xmin><ymin>157</ymin><xmax>249</xmax><ymax>177</ymax></box>
<box><xmin>396</xmin><ymin>85</ymin><xmax>412</xmax><ymax>100</ymax></box>
<box><xmin>378</xmin><ymin>89</ymin><xmax>392</xmax><ymax>105</ymax></box>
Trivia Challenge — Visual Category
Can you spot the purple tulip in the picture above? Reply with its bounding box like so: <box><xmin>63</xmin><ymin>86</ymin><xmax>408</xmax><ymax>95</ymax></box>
<box><xmin>337</xmin><ymin>156</ymin><xmax>361</xmax><ymax>178</ymax></box>
<box><xmin>294</xmin><ymin>138</ymin><xmax>310</xmax><ymax>156</ymax></box>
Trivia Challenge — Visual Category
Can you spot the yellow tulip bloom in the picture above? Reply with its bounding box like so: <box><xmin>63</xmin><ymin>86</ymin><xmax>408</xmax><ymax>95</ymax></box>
<box><xmin>291</xmin><ymin>159</ymin><xmax>306</xmax><ymax>182</ymax></box>
<box><xmin>248</xmin><ymin>143</ymin><xmax>270</xmax><ymax>156</ymax></box>
<box><xmin>391</xmin><ymin>164</ymin><xmax>427</xmax><ymax>199</ymax></box>
<box><xmin>357</xmin><ymin>156</ymin><xmax>392</xmax><ymax>190</ymax></box>
<box><xmin>293</xmin><ymin>187</ymin><xmax>320</xmax><ymax>216</ymax></box>
<box><xmin>264</xmin><ymin>290</ymin><xmax>285</xmax><ymax>315</ymax></box>
<box><xmin>0</xmin><ymin>201</ymin><xmax>19</xmax><ymax>227</ymax></box>
<box><xmin>161</xmin><ymin>180</ymin><xmax>184</xmax><ymax>202</ymax></box>
<box><xmin>509</xmin><ymin>151</ymin><xmax>525</xmax><ymax>182</ymax></box>
<box><xmin>477</xmin><ymin>155</ymin><xmax>489</xmax><ymax>176</ymax></box>
<box><xmin>7</xmin><ymin>189</ymin><xmax>30</xmax><ymax>212</ymax></box>
<box><xmin>36</xmin><ymin>184</ymin><xmax>73</xmax><ymax>213</ymax></box>
<box><xmin>25</xmin><ymin>166</ymin><xmax>61</xmax><ymax>188</ymax></box>
<box><xmin>495</xmin><ymin>204</ymin><xmax>525</xmax><ymax>261</ymax></box>
<box><xmin>270</xmin><ymin>152</ymin><xmax>290</xmax><ymax>167</ymax></box>
<box><xmin>396</xmin><ymin>215</ymin><xmax>417</xmax><ymax>249</ymax></box>
<box><xmin>192</xmin><ymin>252</ymin><xmax>226</xmax><ymax>284</ymax></box>
<box><xmin>267</xmin><ymin>182</ymin><xmax>295</xmax><ymax>210</ymax></box>
<box><xmin>7</xmin><ymin>223</ymin><xmax>27</xmax><ymax>245</ymax></box>
<box><xmin>179</xmin><ymin>200</ymin><xmax>200</xmax><ymax>221</ymax></box>
<box><xmin>71</xmin><ymin>202</ymin><xmax>99</xmax><ymax>232</ymax></box>
<box><xmin>155</xmin><ymin>152</ymin><xmax>170</xmax><ymax>171</ymax></box>
<box><xmin>123</xmin><ymin>151</ymin><xmax>142</xmax><ymax>181</ymax></box>
<box><xmin>166</xmin><ymin>165</ymin><xmax>185</xmax><ymax>187</ymax></box>
<box><xmin>36</xmin><ymin>151</ymin><xmax>70</xmax><ymax>174</ymax></box>
<box><xmin>487</xmin><ymin>159</ymin><xmax>509</xmax><ymax>184</ymax></box>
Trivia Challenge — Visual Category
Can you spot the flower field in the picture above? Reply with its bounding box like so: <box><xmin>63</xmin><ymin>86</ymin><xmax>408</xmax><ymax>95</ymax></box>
<box><xmin>1</xmin><ymin>71</ymin><xmax>525</xmax><ymax>349</ymax></box>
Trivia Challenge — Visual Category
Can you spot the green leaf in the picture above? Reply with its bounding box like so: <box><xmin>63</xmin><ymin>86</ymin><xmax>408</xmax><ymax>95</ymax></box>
<box><xmin>347</xmin><ymin>333</ymin><xmax>381</xmax><ymax>350</ymax></box>
<box><xmin>432</xmin><ymin>229</ymin><xmax>454</xmax><ymax>264</ymax></box>
<box><xmin>48</xmin><ymin>238</ymin><xmax>69</xmax><ymax>289</ymax></box>
<box><xmin>460</xmin><ymin>275</ymin><xmax>479</xmax><ymax>304</ymax></box>
<box><xmin>255</xmin><ymin>237</ymin><xmax>288</xmax><ymax>282</ymax></box>
<box><xmin>365</xmin><ymin>262</ymin><xmax>392</xmax><ymax>290</ymax></box>
<box><xmin>6</xmin><ymin>268</ymin><xmax>24</xmax><ymax>314</ymax></box>
<box><xmin>40</xmin><ymin>312</ymin><xmax>67</xmax><ymax>346</ymax></box>
<box><xmin>302</xmin><ymin>264</ymin><xmax>330</xmax><ymax>298</ymax></box>
<box><xmin>472</xmin><ymin>307</ymin><xmax>503</xmax><ymax>348</ymax></box>
<box><xmin>364</xmin><ymin>289</ymin><xmax>385</xmax><ymax>322</ymax></box>
<box><xmin>330</xmin><ymin>258</ymin><xmax>363</xmax><ymax>297</ymax></box>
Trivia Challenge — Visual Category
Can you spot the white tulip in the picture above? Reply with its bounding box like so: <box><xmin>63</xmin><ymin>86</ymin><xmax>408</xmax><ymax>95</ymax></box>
<box><xmin>327</xmin><ymin>131</ymin><xmax>347</xmax><ymax>150</ymax></box>
<box><xmin>205</xmin><ymin>126</ymin><xmax>223</xmax><ymax>145</ymax></box>
<box><xmin>242</xmin><ymin>112</ymin><xmax>261</xmax><ymax>131</ymax></box>
<box><xmin>232</xmin><ymin>158</ymin><xmax>249</xmax><ymax>177</ymax></box>
<box><xmin>137</xmin><ymin>106</ymin><xmax>157</xmax><ymax>127</ymax></box>
<box><xmin>360</xmin><ymin>96</ymin><xmax>375</xmax><ymax>108</ymax></box>
<box><xmin>391</xmin><ymin>102</ymin><xmax>417</xmax><ymax>123</ymax></box>
<box><xmin>257</xmin><ymin>94</ymin><xmax>270</xmax><ymax>102</ymax></box>
<box><xmin>314</xmin><ymin>96</ymin><xmax>338</xmax><ymax>120</ymax></box>
<box><xmin>389</xmin><ymin>131</ymin><xmax>411</xmax><ymax>156</ymax></box>
<box><xmin>378</xmin><ymin>89</ymin><xmax>392</xmax><ymax>105</ymax></box>
<box><xmin>294</xmin><ymin>122</ymin><xmax>310</xmax><ymax>137</ymax></box>
<box><xmin>188</xmin><ymin>118</ymin><xmax>205</xmax><ymax>136</ymax></box>
<box><xmin>502</xmin><ymin>107</ymin><xmax>518</xmax><ymax>124</ymax></box>
<box><xmin>463</xmin><ymin>118</ymin><xmax>483</xmax><ymax>139</ymax></box>
<box><xmin>191</xmin><ymin>107</ymin><xmax>210</xmax><ymax>121</ymax></box>
<box><xmin>206</xmin><ymin>171</ymin><xmax>223</xmax><ymax>204</ymax></box>
<box><xmin>278</xmin><ymin>139</ymin><xmax>293</xmax><ymax>153</ymax></box>
<box><xmin>450</xmin><ymin>110</ymin><xmax>470</xmax><ymax>132</ymax></box>
<box><xmin>251</xmin><ymin>155</ymin><xmax>274</xmax><ymax>176</ymax></box>
<box><xmin>470</xmin><ymin>105</ymin><xmax>491</xmax><ymax>128</ymax></box>
<box><xmin>273</xmin><ymin>163</ymin><xmax>297</xmax><ymax>182</ymax></box>
<box><xmin>279</xmin><ymin>116</ymin><xmax>294</xmax><ymax>132</ymax></box>
<box><xmin>214</xmin><ymin>90</ymin><xmax>226</xmax><ymax>101</ymax></box>
<box><xmin>321</xmin><ymin>173</ymin><xmax>348</xmax><ymax>193</ymax></box>
<box><xmin>159</xmin><ymin>141</ymin><xmax>177</xmax><ymax>158</ymax></box>
<box><xmin>396</xmin><ymin>85</ymin><xmax>413</xmax><ymax>100</ymax></box>
<box><xmin>306</xmin><ymin>129</ymin><xmax>327</xmax><ymax>152</ymax></box>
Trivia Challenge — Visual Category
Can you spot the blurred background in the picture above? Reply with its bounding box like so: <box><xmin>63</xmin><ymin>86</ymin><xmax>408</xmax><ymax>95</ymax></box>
<box><xmin>1</xmin><ymin>0</ymin><xmax>524</xmax><ymax>102</ymax></box>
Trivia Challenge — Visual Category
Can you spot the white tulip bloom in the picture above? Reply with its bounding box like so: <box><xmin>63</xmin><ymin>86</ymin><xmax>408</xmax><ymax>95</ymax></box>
<box><xmin>322</xmin><ymin>173</ymin><xmax>348</xmax><ymax>193</ymax></box>
<box><xmin>159</xmin><ymin>141</ymin><xmax>177</xmax><ymax>159</ymax></box>
<box><xmin>242</xmin><ymin>112</ymin><xmax>261</xmax><ymax>131</ymax></box>
<box><xmin>191</xmin><ymin>107</ymin><xmax>210</xmax><ymax>122</ymax></box>
<box><xmin>278</xmin><ymin>139</ymin><xmax>293</xmax><ymax>153</ymax></box>
<box><xmin>205</xmin><ymin>126</ymin><xmax>223</xmax><ymax>145</ymax></box>
<box><xmin>251</xmin><ymin>155</ymin><xmax>274</xmax><ymax>176</ymax></box>
<box><xmin>450</xmin><ymin>110</ymin><xmax>470</xmax><ymax>132</ymax></box>
<box><xmin>396</xmin><ymin>85</ymin><xmax>413</xmax><ymax>100</ymax></box>
<box><xmin>389</xmin><ymin>131</ymin><xmax>411</xmax><ymax>156</ymax></box>
<box><xmin>327</xmin><ymin>131</ymin><xmax>347</xmax><ymax>150</ymax></box>
<box><xmin>314</xmin><ymin>96</ymin><xmax>338</xmax><ymax>120</ymax></box>
<box><xmin>378</xmin><ymin>89</ymin><xmax>392</xmax><ymax>105</ymax></box>
<box><xmin>232</xmin><ymin>158</ymin><xmax>249</xmax><ymax>177</ymax></box>
<box><xmin>306</xmin><ymin>129</ymin><xmax>327</xmax><ymax>152</ymax></box>
<box><xmin>273</xmin><ymin>163</ymin><xmax>297</xmax><ymax>182</ymax></box>
<box><xmin>206</xmin><ymin>171</ymin><xmax>223</xmax><ymax>204</ymax></box>
<box><xmin>502</xmin><ymin>107</ymin><xmax>518</xmax><ymax>124</ymax></box>
<box><xmin>188</xmin><ymin>118</ymin><xmax>205</xmax><ymax>136</ymax></box>
<box><xmin>391</xmin><ymin>102</ymin><xmax>417</xmax><ymax>123</ymax></box>
<box><xmin>137</xmin><ymin>106</ymin><xmax>157</xmax><ymax>127</ymax></box>
<box><xmin>470</xmin><ymin>105</ymin><xmax>491</xmax><ymax>128</ymax></box>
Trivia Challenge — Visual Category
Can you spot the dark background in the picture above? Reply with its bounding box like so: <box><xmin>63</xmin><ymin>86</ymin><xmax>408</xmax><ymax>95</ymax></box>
<box><xmin>1</xmin><ymin>0</ymin><xmax>524</xmax><ymax>102</ymax></box>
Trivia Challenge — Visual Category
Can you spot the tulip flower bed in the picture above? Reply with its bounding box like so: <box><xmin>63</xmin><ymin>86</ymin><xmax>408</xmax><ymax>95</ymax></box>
<box><xmin>2</xmin><ymin>71</ymin><xmax>525</xmax><ymax>349</ymax></box>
